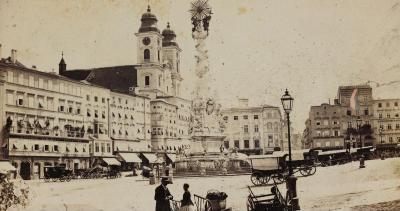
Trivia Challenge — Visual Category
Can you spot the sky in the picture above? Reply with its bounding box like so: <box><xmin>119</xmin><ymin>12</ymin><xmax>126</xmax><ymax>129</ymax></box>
<box><xmin>1</xmin><ymin>0</ymin><xmax>400</xmax><ymax>133</ymax></box>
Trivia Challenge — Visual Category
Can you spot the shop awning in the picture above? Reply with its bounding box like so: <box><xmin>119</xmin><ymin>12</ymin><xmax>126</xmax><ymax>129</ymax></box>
<box><xmin>0</xmin><ymin>161</ymin><xmax>16</xmax><ymax>174</ymax></box>
<box><xmin>118</xmin><ymin>153</ymin><xmax>141</xmax><ymax>163</ymax></box>
<box><xmin>142</xmin><ymin>153</ymin><xmax>162</xmax><ymax>164</ymax></box>
<box><xmin>102</xmin><ymin>158</ymin><xmax>121</xmax><ymax>166</ymax></box>
<box><xmin>166</xmin><ymin>153</ymin><xmax>176</xmax><ymax>163</ymax></box>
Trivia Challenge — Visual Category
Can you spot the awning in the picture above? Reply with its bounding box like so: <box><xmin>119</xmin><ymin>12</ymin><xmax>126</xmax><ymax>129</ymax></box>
<box><xmin>166</xmin><ymin>153</ymin><xmax>176</xmax><ymax>163</ymax></box>
<box><xmin>142</xmin><ymin>153</ymin><xmax>162</xmax><ymax>164</ymax></box>
<box><xmin>102</xmin><ymin>158</ymin><xmax>121</xmax><ymax>166</ymax></box>
<box><xmin>0</xmin><ymin>161</ymin><xmax>16</xmax><ymax>174</ymax></box>
<box><xmin>118</xmin><ymin>153</ymin><xmax>141</xmax><ymax>163</ymax></box>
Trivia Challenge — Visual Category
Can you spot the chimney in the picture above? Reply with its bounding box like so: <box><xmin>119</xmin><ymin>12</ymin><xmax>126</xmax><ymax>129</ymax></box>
<box><xmin>238</xmin><ymin>98</ymin><xmax>249</xmax><ymax>108</ymax></box>
<box><xmin>11</xmin><ymin>49</ymin><xmax>17</xmax><ymax>63</ymax></box>
<box><xmin>32</xmin><ymin>65</ymin><xmax>37</xmax><ymax>70</ymax></box>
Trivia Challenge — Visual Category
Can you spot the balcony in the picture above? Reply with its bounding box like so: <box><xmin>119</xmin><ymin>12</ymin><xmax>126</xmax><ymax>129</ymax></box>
<box><xmin>9</xmin><ymin>126</ymin><xmax>90</xmax><ymax>142</ymax></box>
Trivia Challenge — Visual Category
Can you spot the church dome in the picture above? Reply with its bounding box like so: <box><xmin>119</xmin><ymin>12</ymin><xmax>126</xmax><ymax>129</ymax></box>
<box><xmin>162</xmin><ymin>23</ymin><xmax>178</xmax><ymax>47</ymax></box>
<box><xmin>138</xmin><ymin>5</ymin><xmax>160</xmax><ymax>33</ymax></box>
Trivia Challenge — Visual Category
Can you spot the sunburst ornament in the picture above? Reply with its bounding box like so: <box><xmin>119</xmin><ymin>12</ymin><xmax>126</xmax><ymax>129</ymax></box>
<box><xmin>190</xmin><ymin>0</ymin><xmax>212</xmax><ymax>21</ymax></box>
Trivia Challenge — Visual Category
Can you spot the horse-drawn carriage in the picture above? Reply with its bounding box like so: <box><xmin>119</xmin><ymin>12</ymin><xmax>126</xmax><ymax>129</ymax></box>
<box><xmin>248</xmin><ymin>150</ymin><xmax>316</xmax><ymax>186</ymax></box>
<box><xmin>43</xmin><ymin>166</ymin><xmax>73</xmax><ymax>182</ymax></box>
<box><xmin>105</xmin><ymin>165</ymin><xmax>122</xmax><ymax>179</ymax></box>
<box><xmin>316</xmin><ymin>149</ymin><xmax>351</xmax><ymax>166</ymax></box>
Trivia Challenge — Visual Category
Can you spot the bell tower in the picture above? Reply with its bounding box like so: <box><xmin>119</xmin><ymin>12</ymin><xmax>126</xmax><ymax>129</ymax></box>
<box><xmin>162</xmin><ymin>22</ymin><xmax>183</xmax><ymax>97</ymax></box>
<box><xmin>135</xmin><ymin>5</ymin><xmax>166</xmax><ymax>99</ymax></box>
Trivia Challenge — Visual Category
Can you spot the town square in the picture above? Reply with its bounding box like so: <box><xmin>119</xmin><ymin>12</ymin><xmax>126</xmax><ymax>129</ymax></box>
<box><xmin>1</xmin><ymin>0</ymin><xmax>400</xmax><ymax>211</ymax></box>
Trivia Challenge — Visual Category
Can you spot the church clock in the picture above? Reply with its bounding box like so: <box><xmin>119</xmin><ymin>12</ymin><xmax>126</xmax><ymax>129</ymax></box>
<box><xmin>142</xmin><ymin>37</ymin><xmax>151</xmax><ymax>45</ymax></box>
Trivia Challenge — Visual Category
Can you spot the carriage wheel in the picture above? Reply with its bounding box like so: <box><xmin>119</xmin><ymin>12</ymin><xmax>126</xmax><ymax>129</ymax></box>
<box><xmin>262</xmin><ymin>175</ymin><xmax>271</xmax><ymax>185</ymax></box>
<box><xmin>204</xmin><ymin>200</ymin><xmax>212</xmax><ymax>211</ymax></box>
<box><xmin>44</xmin><ymin>177</ymin><xmax>50</xmax><ymax>182</ymax></box>
<box><xmin>308</xmin><ymin>165</ymin><xmax>316</xmax><ymax>175</ymax></box>
<box><xmin>59</xmin><ymin>177</ymin><xmax>65</xmax><ymax>182</ymax></box>
<box><xmin>52</xmin><ymin>177</ymin><xmax>58</xmax><ymax>182</ymax></box>
<box><xmin>65</xmin><ymin>175</ymin><xmax>72</xmax><ymax>182</ymax></box>
<box><xmin>299</xmin><ymin>165</ymin><xmax>312</xmax><ymax>176</ymax></box>
<box><xmin>250</xmin><ymin>173</ymin><xmax>264</xmax><ymax>186</ymax></box>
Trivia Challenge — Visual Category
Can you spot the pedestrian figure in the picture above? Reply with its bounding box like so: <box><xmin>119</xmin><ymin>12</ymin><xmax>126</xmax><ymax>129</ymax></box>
<box><xmin>155</xmin><ymin>177</ymin><xmax>173</xmax><ymax>211</ymax></box>
<box><xmin>179</xmin><ymin>183</ymin><xmax>194</xmax><ymax>211</ymax></box>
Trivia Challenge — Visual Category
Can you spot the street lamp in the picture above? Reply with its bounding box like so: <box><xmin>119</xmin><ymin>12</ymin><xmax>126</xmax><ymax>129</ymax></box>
<box><xmin>281</xmin><ymin>89</ymin><xmax>294</xmax><ymax>175</ymax></box>
<box><xmin>356</xmin><ymin>116</ymin><xmax>362</xmax><ymax>148</ymax></box>
<box><xmin>281</xmin><ymin>89</ymin><xmax>299</xmax><ymax>210</ymax></box>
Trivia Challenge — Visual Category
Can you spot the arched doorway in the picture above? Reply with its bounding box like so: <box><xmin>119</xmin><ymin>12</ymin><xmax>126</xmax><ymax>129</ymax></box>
<box><xmin>20</xmin><ymin>161</ymin><xmax>31</xmax><ymax>180</ymax></box>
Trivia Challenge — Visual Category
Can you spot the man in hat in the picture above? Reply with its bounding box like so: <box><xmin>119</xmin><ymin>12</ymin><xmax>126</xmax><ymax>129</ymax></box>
<box><xmin>154</xmin><ymin>176</ymin><xmax>173</xmax><ymax>211</ymax></box>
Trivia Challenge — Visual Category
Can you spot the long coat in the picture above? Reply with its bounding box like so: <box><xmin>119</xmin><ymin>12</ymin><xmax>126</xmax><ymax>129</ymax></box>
<box><xmin>155</xmin><ymin>184</ymin><xmax>172</xmax><ymax>211</ymax></box>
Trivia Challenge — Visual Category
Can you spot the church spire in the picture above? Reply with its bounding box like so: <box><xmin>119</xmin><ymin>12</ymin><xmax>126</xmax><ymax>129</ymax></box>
<box><xmin>59</xmin><ymin>51</ymin><xmax>66</xmax><ymax>75</ymax></box>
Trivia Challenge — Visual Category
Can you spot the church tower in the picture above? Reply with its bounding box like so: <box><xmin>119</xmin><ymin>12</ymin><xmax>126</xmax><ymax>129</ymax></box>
<box><xmin>135</xmin><ymin>5</ymin><xmax>166</xmax><ymax>99</ymax></box>
<box><xmin>161</xmin><ymin>23</ymin><xmax>183</xmax><ymax>97</ymax></box>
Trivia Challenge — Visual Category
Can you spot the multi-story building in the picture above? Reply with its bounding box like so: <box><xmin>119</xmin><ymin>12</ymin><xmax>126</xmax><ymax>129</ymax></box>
<box><xmin>0</xmin><ymin>50</ymin><xmax>94</xmax><ymax>179</ymax></box>
<box><xmin>304</xmin><ymin>103</ymin><xmax>346</xmax><ymax>149</ymax></box>
<box><xmin>371</xmin><ymin>99</ymin><xmax>400</xmax><ymax>145</ymax></box>
<box><xmin>221</xmin><ymin>99</ymin><xmax>283</xmax><ymax>155</ymax></box>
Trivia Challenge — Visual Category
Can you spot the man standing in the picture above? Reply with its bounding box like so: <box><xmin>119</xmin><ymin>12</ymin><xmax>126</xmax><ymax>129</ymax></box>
<box><xmin>155</xmin><ymin>176</ymin><xmax>173</xmax><ymax>211</ymax></box>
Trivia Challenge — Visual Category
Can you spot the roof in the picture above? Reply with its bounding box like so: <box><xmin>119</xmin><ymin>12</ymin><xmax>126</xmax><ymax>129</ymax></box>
<box><xmin>64</xmin><ymin>65</ymin><xmax>138</xmax><ymax>94</ymax></box>
<box><xmin>0</xmin><ymin>57</ymin><xmax>26</xmax><ymax>68</ymax></box>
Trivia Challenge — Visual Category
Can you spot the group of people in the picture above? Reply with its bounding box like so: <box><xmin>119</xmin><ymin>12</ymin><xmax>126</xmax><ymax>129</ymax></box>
<box><xmin>155</xmin><ymin>177</ymin><xmax>194</xmax><ymax>211</ymax></box>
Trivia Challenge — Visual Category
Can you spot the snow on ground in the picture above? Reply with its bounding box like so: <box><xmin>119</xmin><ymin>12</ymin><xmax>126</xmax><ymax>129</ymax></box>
<box><xmin>8</xmin><ymin>157</ymin><xmax>400</xmax><ymax>211</ymax></box>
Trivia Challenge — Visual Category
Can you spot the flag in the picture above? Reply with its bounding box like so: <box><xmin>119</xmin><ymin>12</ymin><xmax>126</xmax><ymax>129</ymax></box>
<box><xmin>350</xmin><ymin>88</ymin><xmax>359</xmax><ymax>113</ymax></box>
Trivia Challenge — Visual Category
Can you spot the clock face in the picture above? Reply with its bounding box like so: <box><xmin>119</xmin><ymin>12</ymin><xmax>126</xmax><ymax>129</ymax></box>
<box><xmin>142</xmin><ymin>37</ymin><xmax>151</xmax><ymax>45</ymax></box>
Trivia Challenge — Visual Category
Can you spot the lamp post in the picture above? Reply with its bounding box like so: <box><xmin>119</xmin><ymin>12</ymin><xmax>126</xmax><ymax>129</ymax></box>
<box><xmin>281</xmin><ymin>89</ymin><xmax>299</xmax><ymax>210</ymax></box>
<box><xmin>356</xmin><ymin>116</ymin><xmax>362</xmax><ymax>148</ymax></box>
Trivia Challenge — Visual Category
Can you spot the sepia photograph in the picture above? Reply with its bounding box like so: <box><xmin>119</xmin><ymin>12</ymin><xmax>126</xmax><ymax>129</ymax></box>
<box><xmin>1</xmin><ymin>0</ymin><xmax>400</xmax><ymax>210</ymax></box>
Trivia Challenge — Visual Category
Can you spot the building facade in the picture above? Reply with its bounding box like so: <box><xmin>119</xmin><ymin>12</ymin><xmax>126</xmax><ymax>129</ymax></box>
<box><xmin>371</xmin><ymin>99</ymin><xmax>400</xmax><ymax>145</ymax></box>
<box><xmin>221</xmin><ymin>99</ymin><xmax>283</xmax><ymax>155</ymax></box>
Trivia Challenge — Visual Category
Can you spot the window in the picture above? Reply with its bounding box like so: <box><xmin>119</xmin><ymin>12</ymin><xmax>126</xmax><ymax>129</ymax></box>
<box><xmin>145</xmin><ymin>76</ymin><xmax>150</xmax><ymax>86</ymax></box>
<box><xmin>397</xmin><ymin>137</ymin><xmax>400</xmax><ymax>143</ymax></box>
<box><xmin>244</xmin><ymin>140</ymin><xmax>249</xmax><ymax>149</ymax></box>
<box><xmin>223</xmin><ymin>116</ymin><xmax>228</xmax><ymax>121</ymax></box>
<box><xmin>102</xmin><ymin>98</ymin><xmax>105</xmax><ymax>103</ymax></box>
<box><xmin>87</xmin><ymin>95</ymin><xmax>90</xmax><ymax>101</ymax></box>
<box><xmin>94</xmin><ymin>96</ymin><xmax>98</xmax><ymax>102</ymax></box>
<box><xmin>254</xmin><ymin>115</ymin><xmax>258</xmax><ymax>120</ymax></box>
<box><xmin>254</xmin><ymin>125</ymin><xmax>259</xmax><ymax>132</ymax></box>
<box><xmin>386</xmin><ymin>102</ymin><xmax>390</xmax><ymax>107</ymax></box>
<box><xmin>234</xmin><ymin>116</ymin><xmax>238</xmax><ymax>120</ymax></box>
<box><xmin>396</xmin><ymin>124</ymin><xmax>400</xmax><ymax>130</ymax></box>
<box><xmin>101</xmin><ymin>143</ymin><xmax>105</xmax><ymax>152</ymax></box>
<box><xmin>388</xmin><ymin>124</ymin><xmax>392</xmax><ymax>130</ymax></box>
<box><xmin>254</xmin><ymin>140</ymin><xmax>260</xmax><ymax>148</ymax></box>
<box><xmin>244</xmin><ymin>125</ymin><xmax>248</xmax><ymax>133</ymax></box>
<box><xmin>144</xmin><ymin>49</ymin><xmax>150</xmax><ymax>60</ymax></box>
<box><xmin>107</xmin><ymin>143</ymin><xmax>111</xmax><ymax>153</ymax></box>
<box><xmin>378</xmin><ymin>103</ymin><xmax>382</xmax><ymax>108</ymax></box>
<box><xmin>95</xmin><ymin>143</ymin><xmax>99</xmax><ymax>152</ymax></box>
<box><xmin>224</xmin><ymin>141</ymin><xmax>229</xmax><ymax>149</ymax></box>
<box><xmin>316</xmin><ymin>121</ymin><xmax>321</xmax><ymax>126</ymax></box>
<box><xmin>379</xmin><ymin>113</ymin><xmax>382</xmax><ymax>119</ymax></box>
<box><xmin>395</xmin><ymin>102</ymin><xmax>399</xmax><ymax>107</ymax></box>
<box><xmin>44</xmin><ymin>145</ymin><xmax>49</xmax><ymax>151</ymax></box>
<box><xmin>333</xmin><ymin>121</ymin><xmax>338</xmax><ymax>125</ymax></box>
<box><xmin>6</xmin><ymin>91</ymin><xmax>14</xmax><ymax>105</ymax></box>
<box><xmin>364</xmin><ymin>109</ymin><xmax>369</xmax><ymax>115</ymax></box>
<box><xmin>87</xmin><ymin>109</ymin><xmax>91</xmax><ymax>117</ymax></box>
<box><xmin>347</xmin><ymin>110</ymin><xmax>351</xmax><ymax>116</ymax></box>
<box><xmin>387</xmin><ymin>114</ymin><xmax>391</xmax><ymax>118</ymax></box>
<box><xmin>389</xmin><ymin>137</ymin><xmax>393</xmax><ymax>143</ymax></box>
<box><xmin>34</xmin><ymin>144</ymin><xmax>39</xmax><ymax>151</ymax></box>
<box><xmin>234</xmin><ymin>140</ymin><xmax>240</xmax><ymax>149</ymax></box>
<box><xmin>54</xmin><ymin>145</ymin><xmax>59</xmax><ymax>152</ymax></box>
<box><xmin>243</xmin><ymin>115</ymin><xmax>248</xmax><ymax>120</ymax></box>
<box><xmin>334</xmin><ymin>130</ymin><xmax>339</xmax><ymax>136</ymax></box>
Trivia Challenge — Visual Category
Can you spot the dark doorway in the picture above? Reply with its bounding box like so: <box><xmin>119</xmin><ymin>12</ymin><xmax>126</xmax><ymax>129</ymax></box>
<box><xmin>20</xmin><ymin>161</ymin><xmax>31</xmax><ymax>180</ymax></box>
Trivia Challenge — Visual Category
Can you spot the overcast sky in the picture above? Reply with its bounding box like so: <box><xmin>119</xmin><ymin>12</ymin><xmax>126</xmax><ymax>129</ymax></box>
<box><xmin>1</xmin><ymin>0</ymin><xmax>400</xmax><ymax>133</ymax></box>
